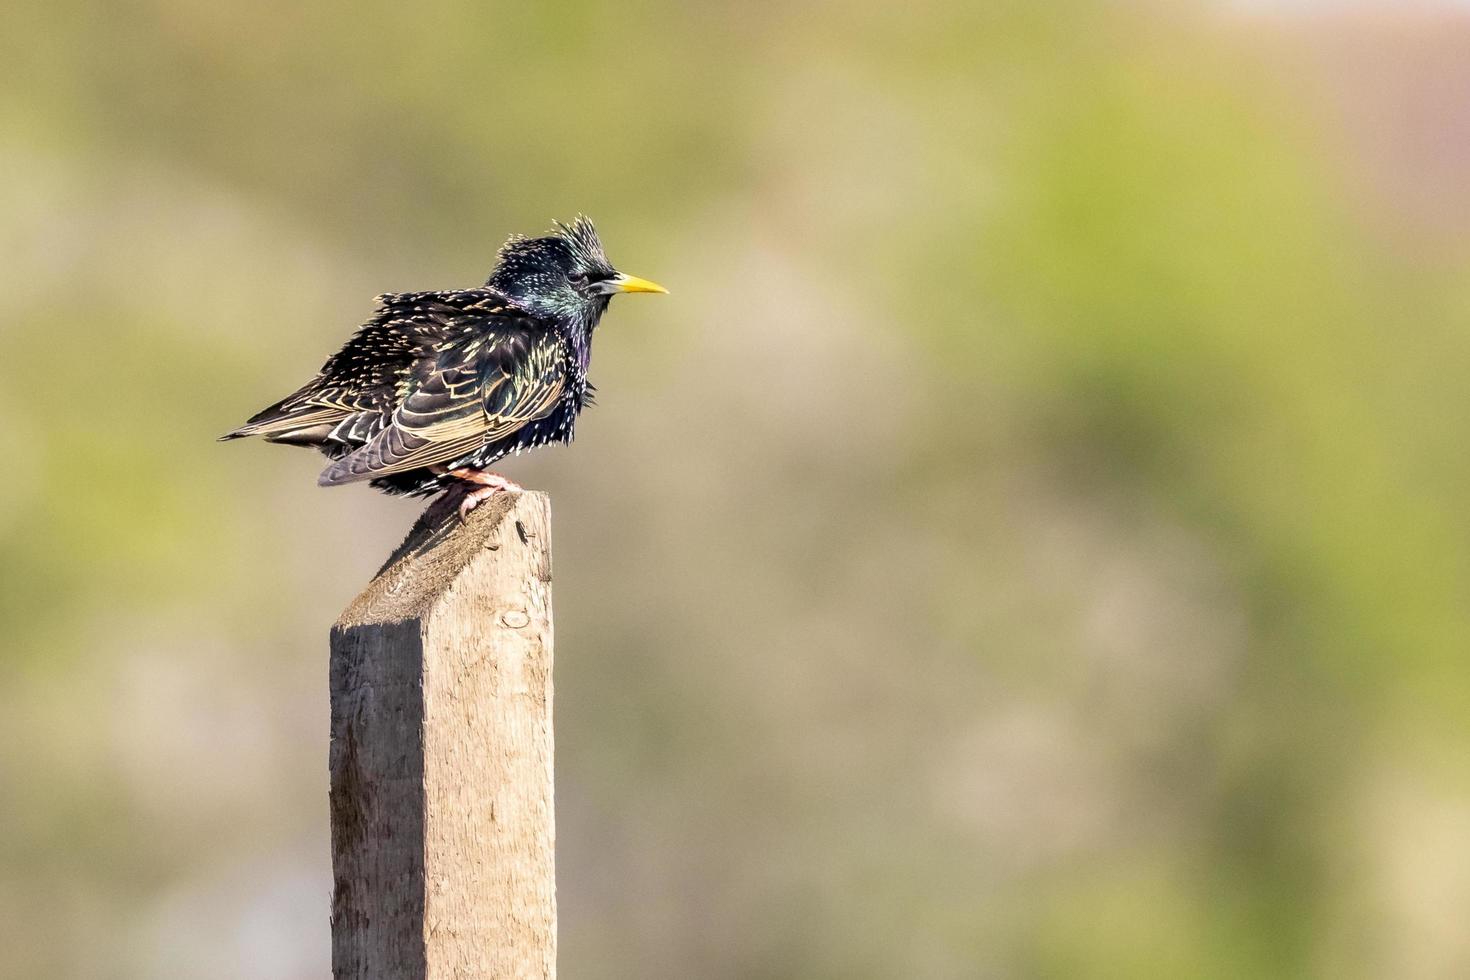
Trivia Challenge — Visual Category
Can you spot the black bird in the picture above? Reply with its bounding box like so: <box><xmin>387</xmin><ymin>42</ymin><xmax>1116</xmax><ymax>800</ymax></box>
<box><xmin>222</xmin><ymin>217</ymin><xmax>666</xmax><ymax>516</ymax></box>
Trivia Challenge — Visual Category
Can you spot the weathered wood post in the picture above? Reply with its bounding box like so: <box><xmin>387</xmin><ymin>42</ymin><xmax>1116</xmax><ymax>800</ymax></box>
<box><xmin>328</xmin><ymin>492</ymin><xmax>555</xmax><ymax>979</ymax></box>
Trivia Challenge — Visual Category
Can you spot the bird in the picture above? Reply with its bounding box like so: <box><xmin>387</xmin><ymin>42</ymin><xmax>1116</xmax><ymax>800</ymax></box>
<box><xmin>221</xmin><ymin>216</ymin><xmax>666</xmax><ymax>517</ymax></box>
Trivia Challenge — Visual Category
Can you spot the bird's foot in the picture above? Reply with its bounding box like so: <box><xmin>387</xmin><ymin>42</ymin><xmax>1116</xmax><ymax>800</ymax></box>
<box><xmin>456</xmin><ymin>485</ymin><xmax>506</xmax><ymax>520</ymax></box>
<box><xmin>436</xmin><ymin>468</ymin><xmax>523</xmax><ymax>520</ymax></box>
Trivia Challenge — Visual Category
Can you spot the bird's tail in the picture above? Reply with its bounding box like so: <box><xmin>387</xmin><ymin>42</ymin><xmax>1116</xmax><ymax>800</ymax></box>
<box><xmin>219</xmin><ymin>395</ymin><xmax>341</xmax><ymax>444</ymax></box>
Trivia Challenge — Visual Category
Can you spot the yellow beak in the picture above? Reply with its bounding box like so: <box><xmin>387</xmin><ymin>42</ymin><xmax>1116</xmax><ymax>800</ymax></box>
<box><xmin>609</xmin><ymin>272</ymin><xmax>668</xmax><ymax>295</ymax></box>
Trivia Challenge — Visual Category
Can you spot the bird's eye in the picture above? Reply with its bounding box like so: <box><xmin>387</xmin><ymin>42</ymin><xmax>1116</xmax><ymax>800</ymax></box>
<box><xmin>568</xmin><ymin>271</ymin><xmax>589</xmax><ymax>287</ymax></box>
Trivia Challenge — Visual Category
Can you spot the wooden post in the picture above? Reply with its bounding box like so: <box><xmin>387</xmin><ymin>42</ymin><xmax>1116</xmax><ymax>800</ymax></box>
<box><xmin>329</xmin><ymin>492</ymin><xmax>555</xmax><ymax>980</ymax></box>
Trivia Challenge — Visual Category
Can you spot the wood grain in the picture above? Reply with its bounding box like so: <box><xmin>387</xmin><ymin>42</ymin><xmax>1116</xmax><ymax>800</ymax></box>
<box><xmin>330</xmin><ymin>492</ymin><xmax>555</xmax><ymax>979</ymax></box>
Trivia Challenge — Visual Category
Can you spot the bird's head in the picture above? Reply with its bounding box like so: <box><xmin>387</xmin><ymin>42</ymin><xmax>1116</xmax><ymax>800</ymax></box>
<box><xmin>486</xmin><ymin>216</ymin><xmax>666</xmax><ymax>323</ymax></box>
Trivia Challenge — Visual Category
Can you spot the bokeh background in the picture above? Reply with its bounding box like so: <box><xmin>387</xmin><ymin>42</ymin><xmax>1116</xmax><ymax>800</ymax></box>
<box><xmin>5</xmin><ymin>1</ymin><xmax>1470</xmax><ymax>977</ymax></box>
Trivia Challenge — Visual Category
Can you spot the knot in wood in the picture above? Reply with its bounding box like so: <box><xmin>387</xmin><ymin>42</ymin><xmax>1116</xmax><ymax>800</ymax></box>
<box><xmin>500</xmin><ymin>609</ymin><xmax>532</xmax><ymax>629</ymax></box>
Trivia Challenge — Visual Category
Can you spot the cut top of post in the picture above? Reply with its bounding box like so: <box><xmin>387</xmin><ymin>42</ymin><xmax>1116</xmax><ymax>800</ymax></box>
<box><xmin>337</xmin><ymin>493</ymin><xmax>553</xmax><ymax>629</ymax></box>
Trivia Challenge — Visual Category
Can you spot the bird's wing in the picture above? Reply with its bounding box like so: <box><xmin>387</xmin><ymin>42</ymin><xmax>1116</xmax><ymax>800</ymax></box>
<box><xmin>316</xmin><ymin>325</ymin><xmax>566</xmax><ymax>486</ymax></box>
<box><xmin>220</xmin><ymin>289</ymin><xmax>525</xmax><ymax>445</ymax></box>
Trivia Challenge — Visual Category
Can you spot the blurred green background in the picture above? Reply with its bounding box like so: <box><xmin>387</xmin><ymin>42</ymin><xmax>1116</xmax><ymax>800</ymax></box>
<box><xmin>4</xmin><ymin>1</ymin><xmax>1470</xmax><ymax>977</ymax></box>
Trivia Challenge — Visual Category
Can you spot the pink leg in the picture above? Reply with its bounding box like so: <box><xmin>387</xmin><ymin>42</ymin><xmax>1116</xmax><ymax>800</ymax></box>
<box><xmin>431</xmin><ymin>466</ymin><xmax>523</xmax><ymax>519</ymax></box>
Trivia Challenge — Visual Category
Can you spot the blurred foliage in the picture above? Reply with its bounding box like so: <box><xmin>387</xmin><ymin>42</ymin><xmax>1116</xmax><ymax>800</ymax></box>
<box><xmin>3</xmin><ymin>1</ymin><xmax>1470</xmax><ymax>978</ymax></box>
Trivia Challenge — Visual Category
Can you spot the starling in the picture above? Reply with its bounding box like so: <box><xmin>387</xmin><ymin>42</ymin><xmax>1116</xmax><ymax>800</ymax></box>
<box><xmin>222</xmin><ymin>217</ymin><xmax>666</xmax><ymax>516</ymax></box>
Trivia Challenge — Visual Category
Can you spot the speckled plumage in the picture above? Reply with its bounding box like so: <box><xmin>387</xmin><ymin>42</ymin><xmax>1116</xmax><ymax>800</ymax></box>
<box><xmin>222</xmin><ymin>217</ymin><xmax>662</xmax><ymax>498</ymax></box>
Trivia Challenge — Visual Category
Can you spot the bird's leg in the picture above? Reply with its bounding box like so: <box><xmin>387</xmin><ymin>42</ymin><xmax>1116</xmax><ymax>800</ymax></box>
<box><xmin>453</xmin><ymin>474</ymin><xmax>523</xmax><ymax>519</ymax></box>
<box><xmin>430</xmin><ymin>465</ymin><xmax>523</xmax><ymax>519</ymax></box>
